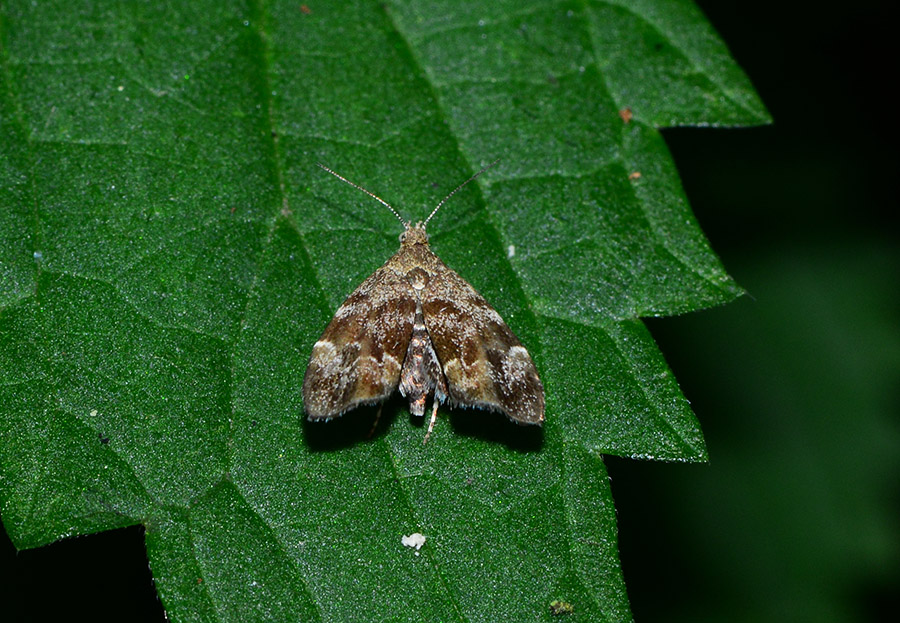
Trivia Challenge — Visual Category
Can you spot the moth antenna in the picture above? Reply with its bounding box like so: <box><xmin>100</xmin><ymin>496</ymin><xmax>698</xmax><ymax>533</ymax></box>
<box><xmin>422</xmin><ymin>158</ymin><xmax>500</xmax><ymax>228</ymax></box>
<box><xmin>317</xmin><ymin>163</ymin><xmax>407</xmax><ymax>228</ymax></box>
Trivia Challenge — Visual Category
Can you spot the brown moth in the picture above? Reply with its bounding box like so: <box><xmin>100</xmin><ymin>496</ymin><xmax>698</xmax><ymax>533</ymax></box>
<box><xmin>303</xmin><ymin>162</ymin><xmax>544</xmax><ymax>443</ymax></box>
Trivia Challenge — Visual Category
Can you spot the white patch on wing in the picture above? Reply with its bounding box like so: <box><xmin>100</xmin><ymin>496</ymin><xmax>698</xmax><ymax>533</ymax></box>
<box><xmin>509</xmin><ymin>345</ymin><xmax>529</xmax><ymax>360</ymax></box>
<box><xmin>334</xmin><ymin>303</ymin><xmax>358</xmax><ymax>320</ymax></box>
<box><xmin>383</xmin><ymin>353</ymin><xmax>401</xmax><ymax>375</ymax></box>
<box><xmin>311</xmin><ymin>340</ymin><xmax>337</xmax><ymax>361</ymax></box>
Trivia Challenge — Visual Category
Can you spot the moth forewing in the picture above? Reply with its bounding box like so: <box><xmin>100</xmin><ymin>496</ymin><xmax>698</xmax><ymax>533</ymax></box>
<box><xmin>303</xmin><ymin>163</ymin><xmax>544</xmax><ymax>442</ymax></box>
<box><xmin>302</xmin><ymin>265</ymin><xmax>416</xmax><ymax>419</ymax></box>
<box><xmin>417</xmin><ymin>254</ymin><xmax>544</xmax><ymax>425</ymax></box>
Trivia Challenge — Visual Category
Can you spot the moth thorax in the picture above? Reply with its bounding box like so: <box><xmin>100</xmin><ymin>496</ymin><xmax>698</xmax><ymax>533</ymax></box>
<box><xmin>406</xmin><ymin>267</ymin><xmax>429</xmax><ymax>291</ymax></box>
<box><xmin>400</xmin><ymin>225</ymin><xmax>429</xmax><ymax>246</ymax></box>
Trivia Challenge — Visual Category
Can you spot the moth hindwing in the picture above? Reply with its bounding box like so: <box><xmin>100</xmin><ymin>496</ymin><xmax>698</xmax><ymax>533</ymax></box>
<box><xmin>303</xmin><ymin>163</ymin><xmax>544</xmax><ymax>443</ymax></box>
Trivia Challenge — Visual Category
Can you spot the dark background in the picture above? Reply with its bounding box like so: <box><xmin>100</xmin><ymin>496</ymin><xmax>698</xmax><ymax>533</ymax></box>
<box><xmin>614</xmin><ymin>1</ymin><xmax>900</xmax><ymax>621</ymax></box>
<box><xmin>2</xmin><ymin>1</ymin><xmax>897</xmax><ymax>621</ymax></box>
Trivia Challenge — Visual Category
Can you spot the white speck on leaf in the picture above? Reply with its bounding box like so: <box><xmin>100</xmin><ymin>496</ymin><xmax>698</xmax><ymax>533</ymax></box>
<box><xmin>402</xmin><ymin>533</ymin><xmax>426</xmax><ymax>554</ymax></box>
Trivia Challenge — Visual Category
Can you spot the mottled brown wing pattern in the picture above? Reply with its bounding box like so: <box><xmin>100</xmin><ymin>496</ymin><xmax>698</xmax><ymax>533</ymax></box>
<box><xmin>303</xmin><ymin>264</ymin><xmax>416</xmax><ymax>419</ymax></box>
<box><xmin>420</xmin><ymin>261</ymin><xmax>544</xmax><ymax>425</ymax></box>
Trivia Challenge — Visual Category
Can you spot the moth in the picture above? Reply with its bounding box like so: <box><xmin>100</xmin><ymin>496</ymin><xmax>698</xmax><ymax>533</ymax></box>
<box><xmin>303</xmin><ymin>162</ymin><xmax>544</xmax><ymax>443</ymax></box>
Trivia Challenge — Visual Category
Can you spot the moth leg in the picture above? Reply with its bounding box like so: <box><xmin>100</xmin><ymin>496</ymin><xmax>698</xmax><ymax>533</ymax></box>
<box><xmin>422</xmin><ymin>399</ymin><xmax>440</xmax><ymax>444</ymax></box>
<box><xmin>367</xmin><ymin>403</ymin><xmax>384</xmax><ymax>439</ymax></box>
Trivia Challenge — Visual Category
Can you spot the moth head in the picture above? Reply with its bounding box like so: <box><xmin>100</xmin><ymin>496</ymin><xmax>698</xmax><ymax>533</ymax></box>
<box><xmin>400</xmin><ymin>223</ymin><xmax>429</xmax><ymax>246</ymax></box>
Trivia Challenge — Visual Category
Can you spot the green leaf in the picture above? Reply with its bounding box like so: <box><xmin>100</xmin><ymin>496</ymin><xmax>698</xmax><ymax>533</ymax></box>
<box><xmin>0</xmin><ymin>1</ymin><xmax>768</xmax><ymax>621</ymax></box>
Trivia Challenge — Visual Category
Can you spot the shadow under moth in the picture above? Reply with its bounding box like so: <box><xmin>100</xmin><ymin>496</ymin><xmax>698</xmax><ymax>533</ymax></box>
<box><xmin>303</xmin><ymin>162</ymin><xmax>544</xmax><ymax>443</ymax></box>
